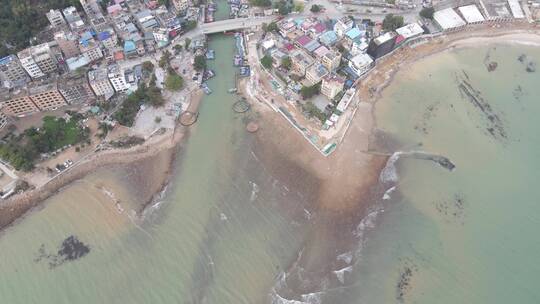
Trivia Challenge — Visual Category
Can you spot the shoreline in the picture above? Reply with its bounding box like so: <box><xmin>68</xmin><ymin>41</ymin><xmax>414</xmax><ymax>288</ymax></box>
<box><xmin>0</xmin><ymin>89</ymin><xmax>204</xmax><ymax>232</ymax></box>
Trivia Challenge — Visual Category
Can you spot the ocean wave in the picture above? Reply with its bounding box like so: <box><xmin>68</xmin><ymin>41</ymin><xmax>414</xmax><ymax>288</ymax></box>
<box><xmin>383</xmin><ymin>186</ymin><xmax>396</xmax><ymax>200</ymax></box>
<box><xmin>334</xmin><ymin>266</ymin><xmax>353</xmax><ymax>284</ymax></box>
<box><xmin>337</xmin><ymin>251</ymin><xmax>353</xmax><ymax>264</ymax></box>
<box><xmin>270</xmin><ymin>291</ymin><xmax>323</xmax><ymax>304</ymax></box>
<box><xmin>249</xmin><ymin>181</ymin><xmax>259</xmax><ymax>202</ymax></box>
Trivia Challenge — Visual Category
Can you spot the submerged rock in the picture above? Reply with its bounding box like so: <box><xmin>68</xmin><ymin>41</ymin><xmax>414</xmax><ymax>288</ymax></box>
<box><xmin>518</xmin><ymin>54</ymin><xmax>527</xmax><ymax>63</ymax></box>
<box><xmin>526</xmin><ymin>62</ymin><xmax>536</xmax><ymax>73</ymax></box>
<box><xmin>487</xmin><ymin>61</ymin><xmax>498</xmax><ymax>72</ymax></box>
<box><xmin>35</xmin><ymin>235</ymin><xmax>90</xmax><ymax>268</ymax></box>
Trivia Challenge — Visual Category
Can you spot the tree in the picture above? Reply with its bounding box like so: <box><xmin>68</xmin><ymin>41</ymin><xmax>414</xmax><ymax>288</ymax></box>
<box><xmin>419</xmin><ymin>7</ymin><xmax>435</xmax><ymax>19</ymax></box>
<box><xmin>260</xmin><ymin>55</ymin><xmax>273</xmax><ymax>69</ymax></box>
<box><xmin>159</xmin><ymin>50</ymin><xmax>171</xmax><ymax>68</ymax></box>
<box><xmin>249</xmin><ymin>0</ymin><xmax>271</xmax><ymax>7</ymax></box>
<box><xmin>281</xmin><ymin>57</ymin><xmax>292</xmax><ymax>70</ymax></box>
<box><xmin>300</xmin><ymin>83</ymin><xmax>321</xmax><ymax>99</ymax></box>
<box><xmin>173</xmin><ymin>44</ymin><xmax>183</xmax><ymax>54</ymax></box>
<box><xmin>183</xmin><ymin>20</ymin><xmax>197</xmax><ymax>31</ymax></box>
<box><xmin>185</xmin><ymin>38</ymin><xmax>192</xmax><ymax>49</ymax></box>
<box><xmin>294</xmin><ymin>3</ymin><xmax>304</xmax><ymax>12</ymax></box>
<box><xmin>194</xmin><ymin>55</ymin><xmax>207</xmax><ymax>70</ymax></box>
<box><xmin>165</xmin><ymin>73</ymin><xmax>184</xmax><ymax>91</ymax></box>
<box><xmin>302</xmin><ymin>101</ymin><xmax>326</xmax><ymax>122</ymax></box>
<box><xmin>310</xmin><ymin>4</ymin><xmax>321</xmax><ymax>13</ymax></box>
<box><xmin>275</xmin><ymin>0</ymin><xmax>291</xmax><ymax>15</ymax></box>
<box><xmin>266</xmin><ymin>21</ymin><xmax>279</xmax><ymax>33</ymax></box>
<box><xmin>142</xmin><ymin>61</ymin><xmax>154</xmax><ymax>72</ymax></box>
<box><xmin>147</xmin><ymin>84</ymin><xmax>164</xmax><ymax>107</ymax></box>
<box><xmin>382</xmin><ymin>14</ymin><xmax>404</xmax><ymax>31</ymax></box>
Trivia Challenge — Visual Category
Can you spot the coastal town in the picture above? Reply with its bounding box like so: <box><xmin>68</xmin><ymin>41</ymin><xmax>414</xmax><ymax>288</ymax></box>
<box><xmin>0</xmin><ymin>0</ymin><xmax>538</xmax><ymax>202</ymax></box>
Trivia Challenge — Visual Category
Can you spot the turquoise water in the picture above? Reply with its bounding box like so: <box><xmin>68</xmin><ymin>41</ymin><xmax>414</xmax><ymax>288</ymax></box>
<box><xmin>337</xmin><ymin>44</ymin><xmax>540</xmax><ymax>303</ymax></box>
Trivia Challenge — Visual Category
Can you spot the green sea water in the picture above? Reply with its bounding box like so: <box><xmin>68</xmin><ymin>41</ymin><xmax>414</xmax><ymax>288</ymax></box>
<box><xmin>334</xmin><ymin>44</ymin><xmax>540</xmax><ymax>303</ymax></box>
<box><xmin>1</xmin><ymin>38</ymin><xmax>539</xmax><ymax>304</ymax></box>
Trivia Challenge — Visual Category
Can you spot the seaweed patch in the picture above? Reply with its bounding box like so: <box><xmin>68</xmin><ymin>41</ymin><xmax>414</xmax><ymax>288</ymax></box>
<box><xmin>434</xmin><ymin>193</ymin><xmax>466</xmax><ymax>224</ymax></box>
<box><xmin>35</xmin><ymin>235</ymin><xmax>90</xmax><ymax>268</ymax></box>
<box><xmin>396</xmin><ymin>260</ymin><xmax>418</xmax><ymax>303</ymax></box>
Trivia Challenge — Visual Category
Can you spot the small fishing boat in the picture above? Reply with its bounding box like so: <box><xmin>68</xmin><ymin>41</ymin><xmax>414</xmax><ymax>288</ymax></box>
<box><xmin>201</xmin><ymin>83</ymin><xmax>212</xmax><ymax>95</ymax></box>
<box><xmin>228</xmin><ymin>88</ymin><xmax>237</xmax><ymax>93</ymax></box>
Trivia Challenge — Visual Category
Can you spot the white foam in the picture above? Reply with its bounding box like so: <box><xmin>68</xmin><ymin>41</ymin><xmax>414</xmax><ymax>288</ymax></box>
<box><xmin>337</xmin><ymin>251</ymin><xmax>353</xmax><ymax>264</ymax></box>
<box><xmin>379</xmin><ymin>152</ymin><xmax>403</xmax><ymax>183</ymax></box>
<box><xmin>382</xmin><ymin>186</ymin><xmax>396</xmax><ymax>200</ymax></box>
<box><xmin>249</xmin><ymin>181</ymin><xmax>260</xmax><ymax>202</ymax></box>
<box><xmin>334</xmin><ymin>266</ymin><xmax>353</xmax><ymax>284</ymax></box>
<box><xmin>220</xmin><ymin>213</ymin><xmax>228</xmax><ymax>221</ymax></box>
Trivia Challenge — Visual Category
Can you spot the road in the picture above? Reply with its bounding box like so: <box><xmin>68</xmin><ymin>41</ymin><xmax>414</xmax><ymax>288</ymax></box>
<box><xmin>200</xmin><ymin>16</ymin><xmax>276</xmax><ymax>34</ymax></box>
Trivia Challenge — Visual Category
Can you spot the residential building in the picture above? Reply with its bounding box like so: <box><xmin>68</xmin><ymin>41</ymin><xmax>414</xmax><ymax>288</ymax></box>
<box><xmin>305</xmin><ymin>63</ymin><xmax>329</xmax><ymax>86</ymax></box>
<box><xmin>58</xmin><ymin>75</ymin><xmax>95</xmax><ymax>104</ymax></box>
<box><xmin>153</xmin><ymin>28</ymin><xmax>169</xmax><ymax>48</ymax></box>
<box><xmin>108</xmin><ymin>65</ymin><xmax>129</xmax><ymax>93</ymax></box>
<box><xmin>0</xmin><ymin>55</ymin><xmax>29</xmax><ymax>88</ymax></box>
<box><xmin>46</xmin><ymin>9</ymin><xmax>66</xmax><ymax>28</ymax></box>
<box><xmin>79</xmin><ymin>39</ymin><xmax>104</xmax><ymax>62</ymax></box>
<box><xmin>97</xmin><ymin>29</ymin><xmax>118</xmax><ymax>49</ymax></box>
<box><xmin>88</xmin><ymin>68</ymin><xmax>114</xmax><ymax>99</ymax></box>
<box><xmin>17</xmin><ymin>44</ymin><xmax>58</xmax><ymax>79</ymax></box>
<box><xmin>334</xmin><ymin>16</ymin><xmax>354</xmax><ymax>37</ymax></box>
<box><xmin>348</xmin><ymin>53</ymin><xmax>374</xmax><ymax>76</ymax></box>
<box><xmin>0</xmin><ymin>111</ymin><xmax>9</xmax><ymax>130</ymax></box>
<box><xmin>321</xmin><ymin>50</ymin><xmax>342</xmax><ymax>72</ymax></box>
<box><xmin>54</xmin><ymin>31</ymin><xmax>81</xmax><ymax>59</ymax></box>
<box><xmin>336</xmin><ymin>88</ymin><xmax>356</xmax><ymax>113</ymax></box>
<box><xmin>366</xmin><ymin>32</ymin><xmax>397</xmax><ymax>59</ymax></box>
<box><xmin>62</xmin><ymin>6</ymin><xmax>85</xmax><ymax>31</ymax></box>
<box><xmin>17</xmin><ymin>50</ymin><xmax>45</xmax><ymax>79</ymax></box>
<box><xmin>1</xmin><ymin>90</ymin><xmax>38</xmax><ymax>116</ymax></box>
<box><xmin>172</xmin><ymin>0</ymin><xmax>190</xmax><ymax>13</ymax></box>
<box><xmin>395</xmin><ymin>23</ymin><xmax>424</xmax><ymax>40</ymax></box>
<box><xmin>28</xmin><ymin>82</ymin><xmax>67</xmax><ymax>111</ymax></box>
<box><xmin>319</xmin><ymin>30</ymin><xmax>339</xmax><ymax>46</ymax></box>
<box><xmin>291</xmin><ymin>49</ymin><xmax>315</xmax><ymax>77</ymax></box>
<box><xmin>321</xmin><ymin>74</ymin><xmax>345</xmax><ymax>99</ymax></box>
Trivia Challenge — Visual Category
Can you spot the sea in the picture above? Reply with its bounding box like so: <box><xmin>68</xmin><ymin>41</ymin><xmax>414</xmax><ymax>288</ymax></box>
<box><xmin>1</xmin><ymin>35</ymin><xmax>540</xmax><ymax>303</ymax></box>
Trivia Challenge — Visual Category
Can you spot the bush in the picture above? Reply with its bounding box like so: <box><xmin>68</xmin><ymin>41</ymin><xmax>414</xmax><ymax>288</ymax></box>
<box><xmin>420</xmin><ymin>7</ymin><xmax>435</xmax><ymax>19</ymax></box>
<box><xmin>310</xmin><ymin>4</ymin><xmax>321</xmax><ymax>13</ymax></box>
<box><xmin>382</xmin><ymin>14</ymin><xmax>404</xmax><ymax>31</ymax></box>
<box><xmin>165</xmin><ymin>73</ymin><xmax>184</xmax><ymax>91</ymax></box>
<box><xmin>302</xmin><ymin>102</ymin><xmax>326</xmax><ymax>123</ymax></box>
<box><xmin>260</xmin><ymin>55</ymin><xmax>273</xmax><ymax>69</ymax></box>
<box><xmin>281</xmin><ymin>57</ymin><xmax>292</xmax><ymax>70</ymax></box>
<box><xmin>300</xmin><ymin>82</ymin><xmax>321</xmax><ymax>99</ymax></box>
<box><xmin>250</xmin><ymin>0</ymin><xmax>271</xmax><ymax>7</ymax></box>
<box><xmin>194</xmin><ymin>55</ymin><xmax>207</xmax><ymax>71</ymax></box>
<box><xmin>142</xmin><ymin>61</ymin><xmax>154</xmax><ymax>72</ymax></box>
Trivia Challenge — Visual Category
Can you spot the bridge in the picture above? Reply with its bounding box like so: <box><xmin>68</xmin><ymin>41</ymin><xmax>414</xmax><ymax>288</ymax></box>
<box><xmin>200</xmin><ymin>16</ymin><xmax>276</xmax><ymax>34</ymax></box>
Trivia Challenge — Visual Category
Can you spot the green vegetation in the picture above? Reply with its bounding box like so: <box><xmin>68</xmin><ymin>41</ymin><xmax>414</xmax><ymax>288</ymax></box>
<box><xmin>142</xmin><ymin>61</ymin><xmax>155</xmax><ymax>73</ymax></box>
<box><xmin>263</xmin><ymin>21</ymin><xmax>279</xmax><ymax>33</ymax></box>
<box><xmin>419</xmin><ymin>7</ymin><xmax>435</xmax><ymax>19</ymax></box>
<box><xmin>0</xmin><ymin>0</ymin><xmax>82</xmax><ymax>57</ymax></box>
<box><xmin>302</xmin><ymin>101</ymin><xmax>326</xmax><ymax>123</ymax></box>
<box><xmin>159</xmin><ymin>50</ymin><xmax>172</xmax><ymax>68</ymax></box>
<box><xmin>114</xmin><ymin>83</ymin><xmax>164</xmax><ymax>127</ymax></box>
<box><xmin>184</xmin><ymin>37</ymin><xmax>191</xmax><ymax>49</ymax></box>
<box><xmin>183</xmin><ymin>20</ymin><xmax>197</xmax><ymax>32</ymax></box>
<box><xmin>260</xmin><ymin>54</ymin><xmax>273</xmax><ymax>69</ymax></box>
<box><xmin>293</xmin><ymin>3</ymin><xmax>304</xmax><ymax>12</ymax></box>
<box><xmin>165</xmin><ymin>68</ymin><xmax>184</xmax><ymax>91</ymax></box>
<box><xmin>275</xmin><ymin>0</ymin><xmax>291</xmax><ymax>15</ymax></box>
<box><xmin>249</xmin><ymin>0</ymin><xmax>271</xmax><ymax>7</ymax></box>
<box><xmin>310</xmin><ymin>4</ymin><xmax>321</xmax><ymax>13</ymax></box>
<box><xmin>0</xmin><ymin>115</ymin><xmax>89</xmax><ymax>171</ymax></box>
<box><xmin>281</xmin><ymin>56</ymin><xmax>292</xmax><ymax>70</ymax></box>
<box><xmin>300</xmin><ymin>82</ymin><xmax>321</xmax><ymax>99</ymax></box>
<box><xmin>382</xmin><ymin>14</ymin><xmax>404</xmax><ymax>31</ymax></box>
<box><xmin>173</xmin><ymin>44</ymin><xmax>183</xmax><ymax>54</ymax></box>
<box><xmin>194</xmin><ymin>54</ymin><xmax>207</xmax><ymax>71</ymax></box>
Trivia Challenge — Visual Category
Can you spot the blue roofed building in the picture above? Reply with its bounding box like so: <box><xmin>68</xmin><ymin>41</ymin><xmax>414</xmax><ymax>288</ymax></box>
<box><xmin>319</xmin><ymin>31</ymin><xmax>339</xmax><ymax>46</ymax></box>
<box><xmin>124</xmin><ymin>40</ymin><xmax>137</xmax><ymax>57</ymax></box>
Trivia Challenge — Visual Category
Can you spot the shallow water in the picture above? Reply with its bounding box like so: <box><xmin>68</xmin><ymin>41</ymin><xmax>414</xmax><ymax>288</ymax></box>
<box><xmin>0</xmin><ymin>35</ymin><xmax>312</xmax><ymax>304</ymax></box>
<box><xmin>340</xmin><ymin>44</ymin><xmax>540</xmax><ymax>303</ymax></box>
<box><xmin>1</xmin><ymin>40</ymin><xmax>539</xmax><ymax>303</ymax></box>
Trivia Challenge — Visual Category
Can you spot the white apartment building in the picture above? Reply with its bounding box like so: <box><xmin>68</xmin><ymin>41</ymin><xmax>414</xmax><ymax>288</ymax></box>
<box><xmin>108</xmin><ymin>66</ymin><xmax>129</xmax><ymax>93</ymax></box>
<box><xmin>46</xmin><ymin>9</ymin><xmax>66</xmax><ymax>27</ymax></box>
<box><xmin>17</xmin><ymin>49</ymin><xmax>45</xmax><ymax>79</ymax></box>
<box><xmin>172</xmin><ymin>0</ymin><xmax>190</xmax><ymax>13</ymax></box>
<box><xmin>88</xmin><ymin>68</ymin><xmax>114</xmax><ymax>99</ymax></box>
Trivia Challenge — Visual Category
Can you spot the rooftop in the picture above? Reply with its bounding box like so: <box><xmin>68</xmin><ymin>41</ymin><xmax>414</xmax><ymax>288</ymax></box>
<box><xmin>395</xmin><ymin>22</ymin><xmax>424</xmax><ymax>39</ymax></box>
<box><xmin>508</xmin><ymin>0</ymin><xmax>525</xmax><ymax>18</ymax></box>
<box><xmin>434</xmin><ymin>8</ymin><xmax>467</xmax><ymax>30</ymax></box>
<box><xmin>458</xmin><ymin>5</ymin><xmax>486</xmax><ymax>23</ymax></box>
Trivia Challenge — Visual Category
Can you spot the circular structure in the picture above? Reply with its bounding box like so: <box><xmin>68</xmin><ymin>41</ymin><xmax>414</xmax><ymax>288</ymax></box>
<box><xmin>246</xmin><ymin>121</ymin><xmax>259</xmax><ymax>133</ymax></box>
<box><xmin>179</xmin><ymin>111</ymin><xmax>198</xmax><ymax>126</ymax></box>
<box><xmin>232</xmin><ymin>99</ymin><xmax>250</xmax><ymax>113</ymax></box>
